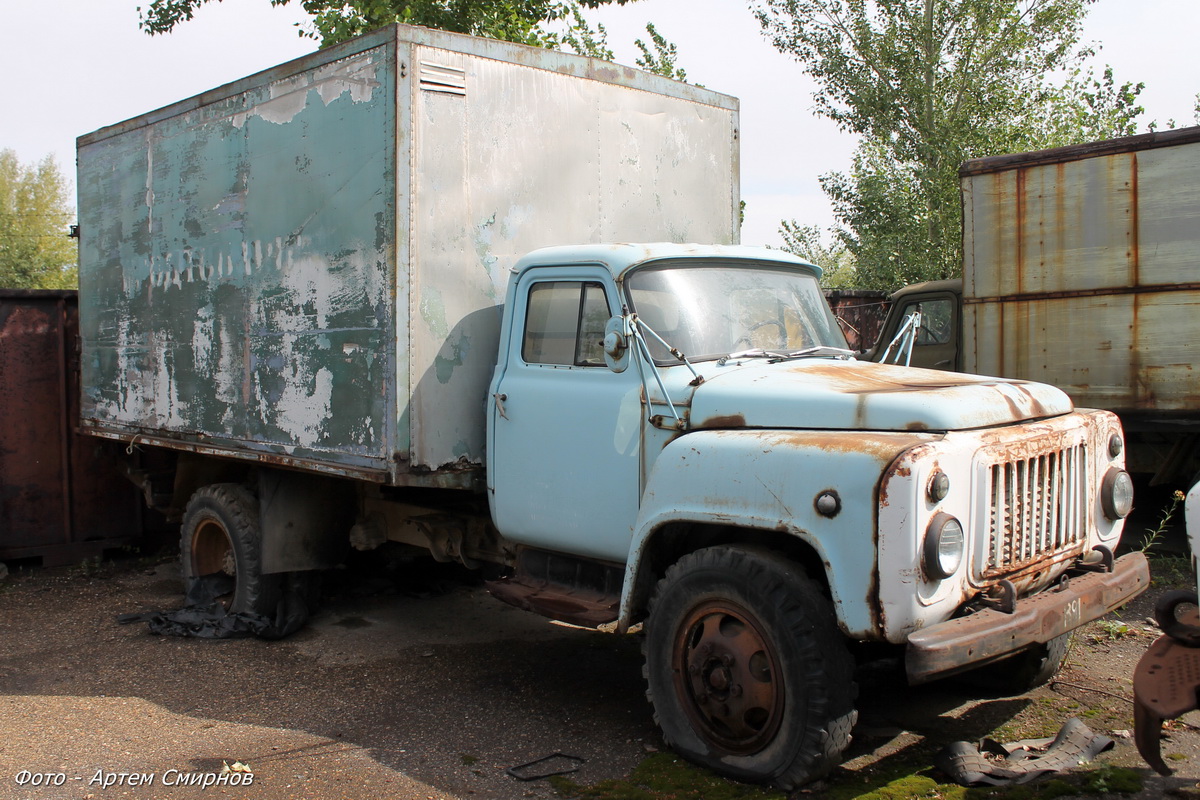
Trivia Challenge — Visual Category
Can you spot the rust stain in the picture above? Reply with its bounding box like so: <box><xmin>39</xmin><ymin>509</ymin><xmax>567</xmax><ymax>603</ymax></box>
<box><xmin>1129</xmin><ymin>151</ymin><xmax>1141</xmax><ymax>287</ymax></box>
<box><xmin>745</xmin><ymin>429</ymin><xmax>931</xmax><ymax>464</ymax></box>
<box><xmin>696</xmin><ymin>413</ymin><xmax>746</xmax><ymax>429</ymax></box>
<box><xmin>963</xmin><ymin>281</ymin><xmax>1200</xmax><ymax>304</ymax></box>
<box><xmin>1009</xmin><ymin>383</ymin><xmax>1051</xmax><ymax>420</ymax></box>
<box><xmin>1</xmin><ymin>292</ymin><xmax>144</xmax><ymax>564</ymax></box>
<box><xmin>1053</xmin><ymin>162</ymin><xmax>1066</xmax><ymax>285</ymax></box>
<box><xmin>1015</xmin><ymin>167</ymin><xmax>1027</xmax><ymax>297</ymax></box>
<box><xmin>854</xmin><ymin>393</ymin><xmax>868</xmax><ymax>430</ymax></box>
<box><xmin>1129</xmin><ymin>151</ymin><xmax>1144</xmax><ymax>410</ymax></box>
<box><xmin>877</xmin><ymin>446</ymin><xmax>926</xmax><ymax>510</ymax></box>
<box><xmin>796</xmin><ymin>361</ymin><xmax>1009</xmax><ymax>396</ymax></box>
<box><xmin>972</xmin><ymin>417</ymin><xmax>1090</xmax><ymax>463</ymax></box>
<box><xmin>979</xmin><ymin>549</ymin><xmax>1079</xmax><ymax>591</ymax></box>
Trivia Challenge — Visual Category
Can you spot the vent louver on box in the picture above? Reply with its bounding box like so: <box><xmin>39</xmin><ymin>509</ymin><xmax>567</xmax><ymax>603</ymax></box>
<box><xmin>420</xmin><ymin>62</ymin><xmax>466</xmax><ymax>95</ymax></box>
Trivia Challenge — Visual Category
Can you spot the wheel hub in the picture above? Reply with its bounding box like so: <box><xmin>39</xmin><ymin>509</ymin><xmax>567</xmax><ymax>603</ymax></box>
<box><xmin>191</xmin><ymin>517</ymin><xmax>237</xmax><ymax>607</ymax></box>
<box><xmin>674</xmin><ymin>601</ymin><xmax>785</xmax><ymax>755</ymax></box>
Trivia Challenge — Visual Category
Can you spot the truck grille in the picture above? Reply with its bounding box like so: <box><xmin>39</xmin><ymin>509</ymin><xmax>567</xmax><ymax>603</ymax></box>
<box><xmin>984</xmin><ymin>444</ymin><xmax>1089</xmax><ymax>575</ymax></box>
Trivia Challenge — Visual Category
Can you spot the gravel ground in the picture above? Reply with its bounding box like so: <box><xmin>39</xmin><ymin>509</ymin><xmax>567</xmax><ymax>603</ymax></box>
<box><xmin>0</xmin><ymin>556</ymin><xmax>652</xmax><ymax>800</ymax></box>
<box><xmin>2</xmin><ymin>548</ymin><xmax>1199</xmax><ymax>800</ymax></box>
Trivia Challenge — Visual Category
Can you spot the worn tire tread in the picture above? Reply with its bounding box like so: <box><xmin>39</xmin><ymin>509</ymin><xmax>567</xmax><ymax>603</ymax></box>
<box><xmin>642</xmin><ymin>545</ymin><xmax>857</xmax><ymax>790</ymax></box>
<box><xmin>180</xmin><ymin>483</ymin><xmax>282</xmax><ymax>617</ymax></box>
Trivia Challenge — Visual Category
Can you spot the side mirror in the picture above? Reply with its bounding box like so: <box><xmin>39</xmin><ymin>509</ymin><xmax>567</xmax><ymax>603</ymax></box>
<box><xmin>603</xmin><ymin>316</ymin><xmax>630</xmax><ymax>373</ymax></box>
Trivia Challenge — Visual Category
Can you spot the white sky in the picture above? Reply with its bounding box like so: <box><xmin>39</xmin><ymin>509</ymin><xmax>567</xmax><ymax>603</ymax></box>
<box><xmin>2</xmin><ymin>0</ymin><xmax>1196</xmax><ymax>247</ymax></box>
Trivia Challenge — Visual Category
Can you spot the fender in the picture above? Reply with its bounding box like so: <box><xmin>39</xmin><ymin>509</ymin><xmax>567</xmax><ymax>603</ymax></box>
<box><xmin>619</xmin><ymin>428</ymin><xmax>938</xmax><ymax>637</ymax></box>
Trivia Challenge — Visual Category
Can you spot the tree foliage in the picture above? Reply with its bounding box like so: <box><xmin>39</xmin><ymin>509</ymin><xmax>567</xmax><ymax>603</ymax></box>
<box><xmin>779</xmin><ymin>222</ymin><xmax>857</xmax><ymax>288</ymax></box>
<box><xmin>138</xmin><ymin>0</ymin><xmax>634</xmax><ymax>48</ymax></box>
<box><xmin>0</xmin><ymin>151</ymin><xmax>77</xmax><ymax>290</ymax></box>
<box><xmin>755</xmin><ymin>0</ymin><xmax>1147</xmax><ymax>290</ymax></box>
<box><xmin>137</xmin><ymin>0</ymin><xmax>700</xmax><ymax>83</ymax></box>
<box><xmin>634</xmin><ymin>23</ymin><xmax>686</xmax><ymax>82</ymax></box>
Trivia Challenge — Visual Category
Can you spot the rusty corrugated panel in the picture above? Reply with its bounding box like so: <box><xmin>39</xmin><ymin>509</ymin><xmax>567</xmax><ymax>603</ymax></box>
<box><xmin>961</xmin><ymin>125</ymin><xmax>1200</xmax><ymax>176</ymax></box>
<box><xmin>0</xmin><ymin>291</ymin><xmax>142</xmax><ymax>566</ymax></box>
<box><xmin>961</xmin><ymin>130</ymin><xmax>1200</xmax><ymax>416</ymax></box>
<box><xmin>823</xmin><ymin>289</ymin><xmax>890</xmax><ymax>350</ymax></box>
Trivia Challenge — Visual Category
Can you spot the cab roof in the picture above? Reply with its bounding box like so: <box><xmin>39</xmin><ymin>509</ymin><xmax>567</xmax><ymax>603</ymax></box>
<box><xmin>510</xmin><ymin>243</ymin><xmax>822</xmax><ymax>281</ymax></box>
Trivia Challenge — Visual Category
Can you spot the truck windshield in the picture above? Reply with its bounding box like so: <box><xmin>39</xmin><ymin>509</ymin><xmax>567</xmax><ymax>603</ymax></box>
<box><xmin>625</xmin><ymin>262</ymin><xmax>848</xmax><ymax>363</ymax></box>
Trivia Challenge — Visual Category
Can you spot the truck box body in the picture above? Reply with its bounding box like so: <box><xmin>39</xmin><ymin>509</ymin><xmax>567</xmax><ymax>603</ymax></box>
<box><xmin>960</xmin><ymin>126</ymin><xmax>1200</xmax><ymax>420</ymax></box>
<box><xmin>77</xmin><ymin>24</ymin><xmax>739</xmax><ymax>485</ymax></box>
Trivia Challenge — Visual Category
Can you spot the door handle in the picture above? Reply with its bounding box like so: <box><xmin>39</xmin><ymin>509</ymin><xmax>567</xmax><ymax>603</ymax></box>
<box><xmin>492</xmin><ymin>393</ymin><xmax>509</xmax><ymax>420</ymax></box>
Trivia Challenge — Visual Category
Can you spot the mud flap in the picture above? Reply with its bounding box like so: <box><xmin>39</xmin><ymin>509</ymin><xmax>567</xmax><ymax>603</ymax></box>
<box><xmin>936</xmin><ymin>718</ymin><xmax>1114</xmax><ymax>786</ymax></box>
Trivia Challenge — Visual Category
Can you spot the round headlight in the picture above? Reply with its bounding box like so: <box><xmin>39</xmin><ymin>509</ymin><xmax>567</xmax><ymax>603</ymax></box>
<box><xmin>924</xmin><ymin>512</ymin><xmax>965</xmax><ymax>580</ymax></box>
<box><xmin>1101</xmin><ymin>468</ymin><xmax>1134</xmax><ymax>520</ymax></box>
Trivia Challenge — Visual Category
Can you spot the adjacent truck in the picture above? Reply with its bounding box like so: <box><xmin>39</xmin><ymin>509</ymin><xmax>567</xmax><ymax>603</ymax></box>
<box><xmin>870</xmin><ymin>126</ymin><xmax>1200</xmax><ymax>491</ymax></box>
<box><xmin>77</xmin><ymin>24</ymin><xmax>1148</xmax><ymax>789</ymax></box>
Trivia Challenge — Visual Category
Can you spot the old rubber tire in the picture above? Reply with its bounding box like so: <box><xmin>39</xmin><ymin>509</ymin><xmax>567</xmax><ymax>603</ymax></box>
<box><xmin>643</xmin><ymin>546</ymin><xmax>857</xmax><ymax>789</ymax></box>
<box><xmin>180</xmin><ymin>484</ymin><xmax>282</xmax><ymax>617</ymax></box>
<box><xmin>959</xmin><ymin>633</ymin><xmax>1071</xmax><ymax>694</ymax></box>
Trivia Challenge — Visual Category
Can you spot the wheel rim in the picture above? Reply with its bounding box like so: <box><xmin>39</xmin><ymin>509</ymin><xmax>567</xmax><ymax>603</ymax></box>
<box><xmin>673</xmin><ymin>600</ymin><xmax>785</xmax><ymax>755</ymax></box>
<box><xmin>191</xmin><ymin>516</ymin><xmax>236</xmax><ymax>605</ymax></box>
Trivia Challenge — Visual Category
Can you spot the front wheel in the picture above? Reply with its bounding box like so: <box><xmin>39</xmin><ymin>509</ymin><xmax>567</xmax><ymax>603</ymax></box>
<box><xmin>643</xmin><ymin>546</ymin><xmax>857</xmax><ymax>789</ymax></box>
<box><xmin>958</xmin><ymin>633</ymin><xmax>1071</xmax><ymax>694</ymax></box>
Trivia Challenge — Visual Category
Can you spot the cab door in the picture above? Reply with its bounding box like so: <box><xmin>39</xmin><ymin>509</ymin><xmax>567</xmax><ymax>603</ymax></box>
<box><xmin>898</xmin><ymin>293</ymin><xmax>959</xmax><ymax>370</ymax></box>
<box><xmin>874</xmin><ymin>291</ymin><xmax>960</xmax><ymax>371</ymax></box>
<box><xmin>487</xmin><ymin>268</ymin><xmax>643</xmax><ymax>563</ymax></box>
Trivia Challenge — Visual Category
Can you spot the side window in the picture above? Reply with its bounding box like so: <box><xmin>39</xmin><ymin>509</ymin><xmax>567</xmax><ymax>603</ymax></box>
<box><xmin>522</xmin><ymin>281</ymin><xmax>610</xmax><ymax>366</ymax></box>
<box><xmin>905</xmin><ymin>298</ymin><xmax>954</xmax><ymax>346</ymax></box>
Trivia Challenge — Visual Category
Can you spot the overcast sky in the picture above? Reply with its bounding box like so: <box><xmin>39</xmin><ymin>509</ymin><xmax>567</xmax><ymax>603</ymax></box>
<box><xmin>2</xmin><ymin>0</ymin><xmax>1196</xmax><ymax>246</ymax></box>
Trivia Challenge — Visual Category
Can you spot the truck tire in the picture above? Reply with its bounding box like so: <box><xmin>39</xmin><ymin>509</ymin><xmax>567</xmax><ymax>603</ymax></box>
<box><xmin>180</xmin><ymin>484</ymin><xmax>282</xmax><ymax>617</ymax></box>
<box><xmin>643</xmin><ymin>545</ymin><xmax>857</xmax><ymax>789</ymax></box>
<box><xmin>959</xmin><ymin>633</ymin><xmax>1071</xmax><ymax>694</ymax></box>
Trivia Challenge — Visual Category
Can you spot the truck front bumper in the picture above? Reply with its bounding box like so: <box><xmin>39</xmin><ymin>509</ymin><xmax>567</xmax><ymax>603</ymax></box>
<box><xmin>906</xmin><ymin>552</ymin><xmax>1150</xmax><ymax>684</ymax></box>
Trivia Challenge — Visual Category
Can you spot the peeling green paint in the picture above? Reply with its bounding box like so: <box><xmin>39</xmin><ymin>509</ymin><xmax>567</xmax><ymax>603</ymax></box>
<box><xmin>76</xmin><ymin>26</ymin><xmax>739</xmax><ymax>478</ymax></box>
<box><xmin>434</xmin><ymin>333</ymin><xmax>470</xmax><ymax>384</ymax></box>
<box><xmin>419</xmin><ymin>288</ymin><xmax>450</xmax><ymax>340</ymax></box>
<box><xmin>78</xmin><ymin>44</ymin><xmax>396</xmax><ymax>467</ymax></box>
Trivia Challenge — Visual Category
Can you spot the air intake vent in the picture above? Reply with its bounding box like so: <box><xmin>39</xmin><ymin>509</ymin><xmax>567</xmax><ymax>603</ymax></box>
<box><xmin>420</xmin><ymin>62</ymin><xmax>466</xmax><ymax>96</ymax></box>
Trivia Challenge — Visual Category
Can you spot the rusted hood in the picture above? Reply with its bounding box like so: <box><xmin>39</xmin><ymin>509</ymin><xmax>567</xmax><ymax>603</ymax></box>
<box><xmin>690</xmin><ymin>359</ymin><xmax>1072</xmax><ymax>432</ymax></box>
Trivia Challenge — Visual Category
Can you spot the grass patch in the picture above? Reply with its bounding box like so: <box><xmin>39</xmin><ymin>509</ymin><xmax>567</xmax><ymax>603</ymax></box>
<box><xmin>549</xmin><ymin>754</ymin><xmax>1143</xmax><ymax>800</ymax></box>
<box><xmin>548</xmin><ymin>753</ymin><xmax>786</xmax><ymax>800</ymax></box>
<box><xmin>1149</xmin><ymin>554</ymin><xmax>1194</xmax><ymax>591</ymax></box>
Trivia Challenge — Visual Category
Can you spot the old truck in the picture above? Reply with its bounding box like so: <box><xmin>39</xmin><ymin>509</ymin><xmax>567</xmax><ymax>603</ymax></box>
<box><xmin>870</xmin><ymin>125</ymin><xmax>1200</xmax><ymax>492</ymax></box>
<box><xmin>77</xmin><ymin>24</ymin><xmax>1147</xmax><ymax>789</ymax></box>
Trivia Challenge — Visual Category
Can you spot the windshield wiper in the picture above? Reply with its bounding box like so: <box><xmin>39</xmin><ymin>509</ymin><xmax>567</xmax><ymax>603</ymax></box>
<box><xmin>721</xmin><ymin>348</ymin><xmax>790</xmax><ymax>362</ymax></box>
<box><xmin>767</xmin><ymin>346</ymin><xmax>856</xmax><ymax>362</ymax></box>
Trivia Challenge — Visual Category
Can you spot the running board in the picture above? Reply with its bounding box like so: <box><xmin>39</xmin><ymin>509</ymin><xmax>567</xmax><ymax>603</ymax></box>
<box><xmin>485</xmin><ymin>548</ymin><xmax>621</xmax><ymax>628</ymax></box>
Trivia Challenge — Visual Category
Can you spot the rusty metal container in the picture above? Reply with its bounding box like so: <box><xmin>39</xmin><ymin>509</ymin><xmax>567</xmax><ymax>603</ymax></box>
<box><xmin>960</xmin><ymin>126</ymin><xmax>1200</xmax><ymax>421</ymax></box>
<box><xmin>823</xmin><ymin>289</ymin><xmax>889</xmax><ymax>351</ymax></box>
<box><xmin>0</xmin><ymin>290</ymin><xmax>143</xmax><ymax>566</ymax></box>
<box><xmin>76</xmin><ymin>23</ymin><xmax>739</xmax><ymax>489</ymax></box>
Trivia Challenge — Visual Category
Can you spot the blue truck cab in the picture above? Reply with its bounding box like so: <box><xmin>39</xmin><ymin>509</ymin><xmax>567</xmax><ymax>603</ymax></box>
<box><xmin>484</xmin><ymin>243</ymin><xmax>1146</xmax><ymax>787</ymax></box>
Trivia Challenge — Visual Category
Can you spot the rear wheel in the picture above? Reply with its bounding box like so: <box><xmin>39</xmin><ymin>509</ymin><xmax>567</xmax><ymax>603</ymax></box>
<box><xmin>180</xmin><ymin>483</ymin><xmax>282</xmax><ymax>617</ymax></box>
<box><xmin>644</xmin><ymin>546</ymin><xmax>857</xmax><ymax>789</ymax></box>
